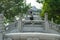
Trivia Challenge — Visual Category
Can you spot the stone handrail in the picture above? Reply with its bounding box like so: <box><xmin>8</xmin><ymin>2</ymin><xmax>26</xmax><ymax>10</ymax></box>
<box><xmin>49</xmin><ymin>21</ymin><xmax>60</xmax><ymax>32</ymax></box>
<box><xmin>22</xmin><ymin>20</ymin><xmax>45</xmax><ymax>23</ymax></box>
<box><xmin>5</xmin><ymin>21</ymin><xmax>18</xmax><ymax>33</ymax></box>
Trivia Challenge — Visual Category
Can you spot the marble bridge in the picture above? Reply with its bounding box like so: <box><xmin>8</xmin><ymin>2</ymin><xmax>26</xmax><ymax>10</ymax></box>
<box><xmin>0</xmin><ymin>13</ymin><xmax>60</xmax><ymax>40</ymax></box>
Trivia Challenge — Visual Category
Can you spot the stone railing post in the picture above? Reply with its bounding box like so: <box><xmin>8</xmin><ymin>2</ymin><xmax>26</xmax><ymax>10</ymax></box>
<box><xmin>44</xmin><ymin>13</ymin><xmax>49</xmax><ymax>32</ymax></box>
<box><xmin>0</xmin><ymin>14</ymin><xmax>5</xmax><ymax>32</ymax></box>
<box><xmin>51</xmin><ymin>18</ymin><xmax>54</xmax><ymax>23</ymax></box>
<box><xmin>17</xmin><ymin>13</ymin><xmax>23</xmax><ymax>32</ymax></box>
<box><xmin>0</xmin><ymin>14</ymin><xmax>5</xmax><ymax>40</ymax></box>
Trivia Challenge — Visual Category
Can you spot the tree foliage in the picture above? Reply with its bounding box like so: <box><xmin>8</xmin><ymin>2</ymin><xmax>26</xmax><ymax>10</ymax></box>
<box><xmin>37</xmin><ymin>0</ymin><xmax>44</xmax><ymax>3</ymax></box>
<box><xmin>0</xmin><ymin>0</ymin><xmax>31</xmax><ymax>23</ymax></box>
<box><xmin>41</xmin><ymin>0</ymin><xmax>60</xmax><ymax>24</ymax></box>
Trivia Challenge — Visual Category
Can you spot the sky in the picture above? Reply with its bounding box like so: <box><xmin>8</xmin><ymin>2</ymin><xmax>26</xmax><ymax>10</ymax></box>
<box><xmin>26</xmin><ymin>0</ymin><xmax>43</xmax><ymax>9</ymax></box>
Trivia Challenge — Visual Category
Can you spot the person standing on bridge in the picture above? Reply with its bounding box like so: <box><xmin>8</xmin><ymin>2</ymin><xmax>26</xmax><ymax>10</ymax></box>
<box><xmin>29</xmin><ymin>11</ymin><xmax>34</xmax><ymax>24</ymax></box>
<box><xmin>30</xmin><ymin>11</ymin><xmax>33</xmax><ymax>20</ymax></box>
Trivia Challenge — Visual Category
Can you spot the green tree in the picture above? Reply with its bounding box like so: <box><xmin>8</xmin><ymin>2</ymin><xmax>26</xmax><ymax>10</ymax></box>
<box><xmin>38</xmin><ymin>0</ymin><xmax>60</xmax><ymax>24</ymax></box>
<box><xmin>37</xmin><ymin>0</ymin><xmax>44</xmax><ymax>3</ymax></box>
<box><xmin>0</xmin><ymin>0</ymin><xmax>31</xmax><ymax>23</ymax></box>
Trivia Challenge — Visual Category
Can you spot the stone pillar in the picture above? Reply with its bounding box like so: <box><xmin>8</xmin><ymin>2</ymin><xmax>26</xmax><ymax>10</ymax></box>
<box><xmin>0</xmin><ymin>14</ymin><xmax>4</xmax><ymax>32</ymax></box>
<box><xmin>17</xmin><ymin>14</ymin><xmax>23</xmax><ymax>32</ymax></box>
<box><xmin>51</xmin><ymin>18</ymin><xmax>54</xmax><ymax>23</ymax></box>
<box><xmin>17</xmin><ymin>19</ymin><xmax>21</xmax><ymax>32</ymax></box>
<box><xmin>0</xmin><ymin>14</ymin><xmax>4</xmax><ymax>40</ymax></box>
<box><xmin>44</xmin><ymin>13</ymin><xmax>49</xmax><ymax>32</ymax></box>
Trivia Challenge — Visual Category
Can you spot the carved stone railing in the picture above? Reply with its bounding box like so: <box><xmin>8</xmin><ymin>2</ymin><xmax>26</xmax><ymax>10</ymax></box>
<box><xmin>56</xmin><ymin>25</ymin><xmax>60</xmax><ymax>32</ymax></box>
<box><xmin>22</xmin><ymin>20</ymin><xmax>44</xmax><ymax>24</ymax></box>
<box><xmin>21</xmin><ymin>20</ymin><xmax>45</xmax><ymax>32</ymax></box>
<box><xmin>49</xmin><ymin>21</ymin><xmax>60</xmax><ymax>33</ymax></box>
<box><xmin>5</xmin><ymin>21</ymin><xmax>18</xmax><ymax>33</ymax></box>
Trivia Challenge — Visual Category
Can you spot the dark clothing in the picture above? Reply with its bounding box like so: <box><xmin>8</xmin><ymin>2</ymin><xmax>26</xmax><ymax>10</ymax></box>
<box><xmin>29</xmin><ymin>11</ymin><xmax>33</xmax><ymax>20</ymax></box>
<box><xmin>30</xmin><ymin>16</ymin><xmax>33</xmax><ymax>20</ymax></box>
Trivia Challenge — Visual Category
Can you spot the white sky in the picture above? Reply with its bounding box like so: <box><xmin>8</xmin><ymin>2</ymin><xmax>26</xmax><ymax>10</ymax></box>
<box><xmin>26</xmin><ymin>0</ymin><xmax>43</xmax><ymax>9</ymax></box>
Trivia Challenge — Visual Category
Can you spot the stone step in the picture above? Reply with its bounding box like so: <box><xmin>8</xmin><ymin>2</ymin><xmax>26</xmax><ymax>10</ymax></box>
<box><xmin>23</xmin><ymin>25</ymin><xmax>44</xmax><ymax>27</ymax></box>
